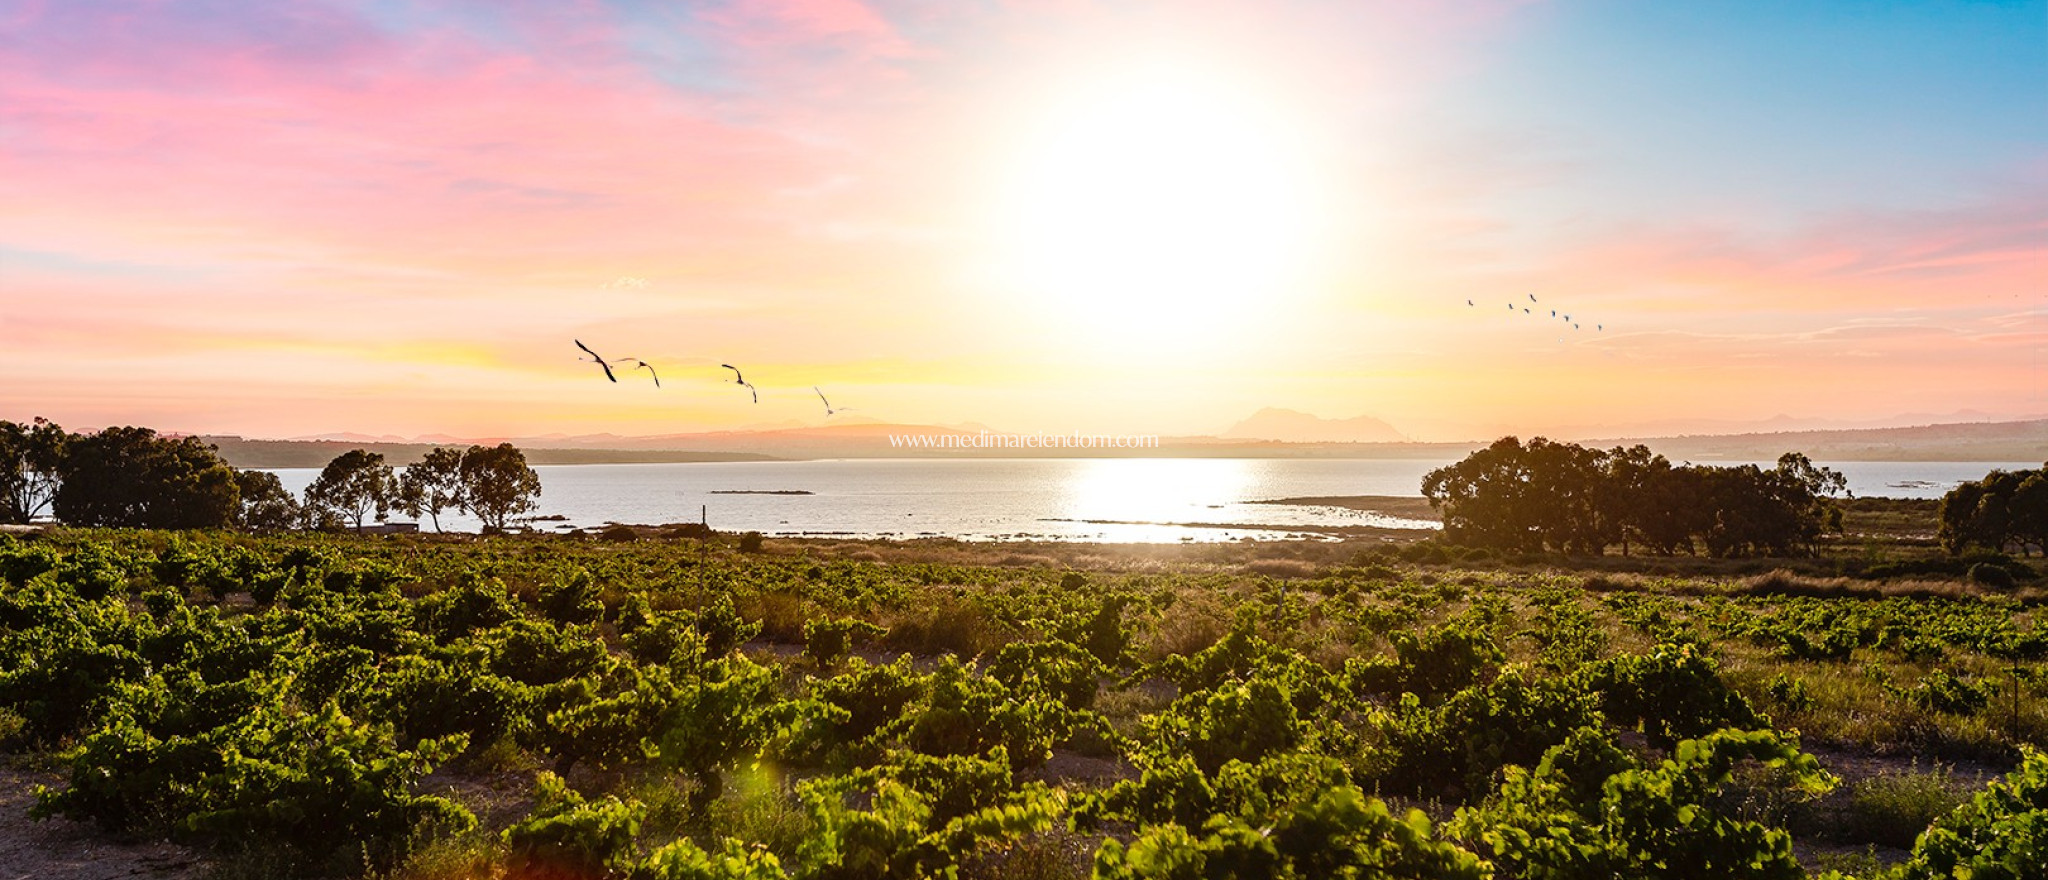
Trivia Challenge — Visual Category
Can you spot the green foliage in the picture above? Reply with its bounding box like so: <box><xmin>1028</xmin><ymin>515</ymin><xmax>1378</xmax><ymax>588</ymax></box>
<box><xmin>7</xmin><ymin>529</ymin><xmax>2045</xmax><ymax>880</ymax></box>
<box><xmin>55</xmin><ymin>427</ymin><xmax>240</xmax><ymax>529</ymax></box>
<box><xmin>1349</xmin><ymin>623</ymin><xmax>1505</xmax><ymax>705</ymax></box>
<box><xmin>1424</xmin><ymin>437</ymin><xmax>1845</xmax><ymax>557</ymax></box>
<box><xmin>304</xmin><ymin>449</ymin><xmax>397</xmax><ymax>530</ymax></box>
<box><xmin>459</xmin><ymin>443</ymin><xmax>542</xmax><ymax>531</ymax></box>
<box><xmin>1940</xmin><ymin>467</ymin><xmax>2048</xmax><ymax>558</ymax></box>
<box><xmin>232</xmin><ymin>469</ymin><xmax>301</xmax><ymax>533</ymax></box>
<box><xmin>1894</xmin><ymin>747</ymin><xmax>2048</xmax><ymax>880</ymax></box>
<box><xmin>987</xmin><ymin>639</ymin><xmax>1106</xmax><ymax>709</ymax></box>
<box><xmin>804</xmin><ymin>616</ymin><xmax>887</xmax><ymax>668</ymax></box>
<box><xmin>1094</xmin><ymin>787</ymin><xmax>1487</xmax><ymax>880</ymax></box>
<box><xmin>505</xmin><ymin>771</ymin><xmax>647</xmax><ymax>878</ymax></box>
<box><xmin>1149</xmin><ymin>678</ymin><xmax>1300</xmax><ymax>775</ymax></box>
<box><xmin>1452</xmin><ymin>728</ymin><xmax>1833</xmax><ymax>880</ymax></box>
<box><xmin>797</xmin><ymin>750</ymin><xmax>1063</xmax><ymax>880</ymax></box>
<box><xmin>397</xmin><ymin>446</ymin><xmax>466</xmax><ymax>533</ymax></box>
<box><xmin>0</xmin><ymin>416</ymin><xmax>67</xmax><ymax>523</ymax></box>
<box><xmin>35</xmin><ymin>698</ymin><xmax>472</xmax><ymax>870</ymax></box>
<box><xmin>1586</xmin><ymin>641</ymin><xmax>1761</xmax><ymax>748</ymax></box>
<box><xmin>635</xmin><ymin>837</ymin><xmax>791</xmax><ymax>880</ymax></box>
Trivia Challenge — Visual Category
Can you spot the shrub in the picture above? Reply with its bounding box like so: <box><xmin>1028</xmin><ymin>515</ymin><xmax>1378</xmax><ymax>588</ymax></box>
<box><xmin>1895</xmin><ymin>747</ymin><xmax>2048</xmax><ymax>880</ymax></box>
<box><xmin>504</xmin><ymin>772</ymin><xmax>645</xmax><ymax>878</ymax></box>
<box><xmin>1968</xmin><ymin>562</ymin><xmax>2016</xmax><ymax>589</ymax></box>
<box><xmin>739</xmin><ymin>531</ymin><xmax>765</xmax><ymax>553</ymax></box>
<box><xmin>802</xmin><ymin>616</ymin><xmax>886</xmax><ymax>668</ymax></box>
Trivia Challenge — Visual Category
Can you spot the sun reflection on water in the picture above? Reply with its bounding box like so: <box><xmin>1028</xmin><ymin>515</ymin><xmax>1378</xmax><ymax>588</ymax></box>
<box><xmin>1058</xmin><ymin>458</ymin><xmax>1258</xmax><ymax>539</ymax></box>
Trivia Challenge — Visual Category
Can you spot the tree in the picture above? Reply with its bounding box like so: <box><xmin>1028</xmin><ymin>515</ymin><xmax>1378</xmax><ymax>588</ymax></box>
<box><xmin>397</xmin><ymin>447</ymin><xmax>465</xmax><ymax>533</ymax></box>
<box><xmin>1940</xmin><ymin>466</ymin><xmax>2048</xmax><ymax>557</ymax></box>
<box><xmin>1424</xmin><ymin>438</ymin><xmax>1846</xmax><ymax>559</ymax></box>
<box><xmin>459</xmin><ymin>443</ymin><xmax>541</xmax><ymax>532</ymax></box>
<box><xmin>52</xmin><ymin>427</ymin><xmax>239</xmax><ymax>528</ymax></box>
<box><xmin>233</xmin><ymin>470</ymin><xmax>301</xmax><ymax>533</ymax></box>
<box><xmin>305</xmin><ymin>450</ymin><xmax>395</xmax><ymax>531</ymax></box>
<box><xmin>0</xmin><ymin>417</ymin><xmax>68</xmax><ymax>523</ymax></box>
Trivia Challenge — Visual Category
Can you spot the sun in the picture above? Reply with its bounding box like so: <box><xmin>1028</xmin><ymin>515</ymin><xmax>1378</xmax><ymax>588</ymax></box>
<box><xmin>988</xmin><ymin>67</ymin><xmax>1324</xmax><ymax>337</ymax></box>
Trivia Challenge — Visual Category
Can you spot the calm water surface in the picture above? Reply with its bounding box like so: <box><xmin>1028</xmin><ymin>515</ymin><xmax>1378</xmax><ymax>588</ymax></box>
<box><xmin>263</xmin><ymin>458</ymin><xmax>2030</xmax><ymax>542</ymax></box>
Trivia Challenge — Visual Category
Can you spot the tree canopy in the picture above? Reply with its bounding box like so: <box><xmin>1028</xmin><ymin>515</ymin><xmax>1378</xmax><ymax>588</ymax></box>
<box><xmin>52</xmin><ymin>426</ymin><xmax>240</xmax><ymax>529</ymax></box>
<box><xmin>459</xmin><ymin>443</ymin><xmax>542</xmax><ymax>532</ymax></box>
<box><xmin>0</xmin><ymin>417</ymin><xmax>67</xmax><ymax>524</ymax></box>
<box><xmin>1422</xmin><ymin>438</ymin><xmax>1846</xmax><ymax>558</ymax></box>
<box><xmin>1940</xmin><ymin>466</ymin><xmax>2048</xmax><ymax>557</ymax></box>
<box><xmin>304</xmin><ymin>449</ymin><xmax>396</xmax><ymax>530</ymax></box>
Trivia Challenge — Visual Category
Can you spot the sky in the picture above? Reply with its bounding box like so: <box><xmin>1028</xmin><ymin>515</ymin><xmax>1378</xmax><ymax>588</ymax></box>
<box><xmin>1</xmin><ymin>0</ymin><xmax>2043</xmax><ymax>443</ymax></box>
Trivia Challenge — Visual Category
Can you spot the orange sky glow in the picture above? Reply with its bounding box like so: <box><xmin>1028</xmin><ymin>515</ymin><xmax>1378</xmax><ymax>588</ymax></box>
<box><xmin>1</xmin><ymin>0</ymin><xmax>2042</xmax><ymax>442</ymax></box>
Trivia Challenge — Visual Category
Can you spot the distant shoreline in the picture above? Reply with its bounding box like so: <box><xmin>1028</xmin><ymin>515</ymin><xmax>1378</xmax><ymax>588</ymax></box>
<box><xmin>1250</xmin><ymin>495</ymin><xmax>1443</xmax><ymax>521</ymax></box>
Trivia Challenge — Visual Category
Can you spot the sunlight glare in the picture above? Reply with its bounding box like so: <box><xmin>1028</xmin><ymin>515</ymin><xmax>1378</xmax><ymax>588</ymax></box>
<box><xmin>992</xmin><ymin>67</ymin><xmax>1323</xmax><ymax>335</ymax></box>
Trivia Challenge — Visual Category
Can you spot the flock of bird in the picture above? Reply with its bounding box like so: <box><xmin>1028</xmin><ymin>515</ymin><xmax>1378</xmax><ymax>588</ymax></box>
<box><xmin>1468</xmin><ymin>293</ymin><xmax>1603</xmax><ymax>333</ymax></box>
<box><xmin>574</xmin><ymin>340</ymin><xmax>852</xmax><ymax>417</ymax></box>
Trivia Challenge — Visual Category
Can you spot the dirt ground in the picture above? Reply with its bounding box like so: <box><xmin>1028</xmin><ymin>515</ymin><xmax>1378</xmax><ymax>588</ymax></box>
<box><xmin>0</xmin><ymin>763</ymin><xmax>209</xmax><ymax>880</ymax></box>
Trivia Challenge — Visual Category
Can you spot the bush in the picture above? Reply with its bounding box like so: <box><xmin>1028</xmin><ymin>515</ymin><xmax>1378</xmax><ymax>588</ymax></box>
<box><xmin>1968</xmin><ymin>562</ymin><xmax>2016</xmax><ymax>589</ymax></box>
<box><xmin>802</xmin><ymin>616</ymin><xmax>885</xmax><ymax>668</ymax></box>
<box><xmin>504</xmin><ymin>772</ymin><xmax>645</xmax><ymax>878</ymax></box>
<box><xmin>1896</xmin><ymin>747</ymin><xmax>2048</xmax><ymax>879</ymax></box>
<box><xmin>739</xmin><ymin>532</ymin><xmax>765</xmax><ymax>553</ymax></box>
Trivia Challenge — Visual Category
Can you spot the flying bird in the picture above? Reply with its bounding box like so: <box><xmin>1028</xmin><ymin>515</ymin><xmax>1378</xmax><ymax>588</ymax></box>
<box><xmin>720</xmin><ymin>364</ymin><xmax>758</xmax><ymax>403</ymax></box>
<box><xmin>575</xmin><ymin>340</ymin><xmax>616</xmax><ymax>382</ymax></box>
<box><xmin>1467</xmin><ymin>299</ymin><xmax>1474</xmax><ymax>306</ymax></box>
<box><xmin>1529</xmin><ymin>294</ymin><xmax>1537</xmax><ymax>302</ymax></box>
<box><xmin>621</xmin><ymin>358</ymin><xmax>660</xmax><ymax>388</ymax></box>
<box><xmin>815</xmin><ymin>387</ymin><xmax>852</xmax><ymax>416</ymax></box>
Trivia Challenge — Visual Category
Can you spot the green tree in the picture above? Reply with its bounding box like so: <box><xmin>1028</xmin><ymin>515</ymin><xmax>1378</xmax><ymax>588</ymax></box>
<box><xmin>0</xmin><ymin>417</ymin><xmax>69</xmax><ymax>523</ymax></box>
<box><xmin>459</xmin><ymin>443</ymin><xmax>541</xmax><ymax>532</ymax></box>
<box><xmin>397</xmin><ymin>446</ymin><xmax>465</xmax><ymax>532</ymax></box>
<box><xmin>1940</xmin><ymin>467</ymin><xmax>2047</xmax><ymax>557</ymax></box>
<box><xmin>52</xmin><ymin>427</ymin><xmax>239</xmax><ymax>528</ymax></box>
<box><xmin>233</xmin><ymin>470</ymin><xmax>301</xmax><ymax>533</ymax></box>
<box><xmin>304</xmin><ymin>449</ymin><xmax>395</xmax><ymax>530</ymax></box>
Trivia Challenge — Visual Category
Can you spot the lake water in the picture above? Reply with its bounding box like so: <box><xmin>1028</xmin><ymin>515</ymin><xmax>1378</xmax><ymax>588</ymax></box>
<box><xmin>263</xmin><ymin>458</ymin><xmax>2032</xmax><ymax>543</ymax></box>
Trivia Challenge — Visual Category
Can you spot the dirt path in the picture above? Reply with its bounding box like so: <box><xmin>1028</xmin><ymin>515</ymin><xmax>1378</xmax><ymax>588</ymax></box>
<box><xmin>0</xmin><ymin>764</ymin><xmax>209</xmax><ymax>880</ymax></box>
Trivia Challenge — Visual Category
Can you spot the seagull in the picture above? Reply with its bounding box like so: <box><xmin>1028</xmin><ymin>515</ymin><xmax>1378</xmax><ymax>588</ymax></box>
<box><xmin>720</xmin><ymin>364</ymin><xmax>758</xmax><ymax>403</ymax></box>
<box><xmin>1523</xmin><ymin>308</ymin><xmax>1531</xmax><ymax>314</ymax></box>
<box><xmin>621</xmin><ymin>358</ymin><xmax>660</xmax><ymax>388</ymax></box>
<box><xmin>1529</xmin><ymin>294</ymin><xmax>1537</xmax><ymax>302</ymax></box>
<box><xmin>575</xmin><ymin>340</ymin><xmax>617</xmax><ymax>382</ymax></box>
<box><xmin>1597</xmin><ymin>324</ymin><xmax>1603</xmax><ymax>331</ymax></box>
<box><xmin>1467</xmin><ymin>299</ymin><xmax>1474</xmax><ymax>306</ymax></box>
<box><xmin>1550</xmin><ymin>310</ymin><xmax>1556</xmax><ymax>317</ymax></box>
<box><xmin>814</xmin><ymin>386</ymin><xmax>852</xmax><ymax>416</ymax></box>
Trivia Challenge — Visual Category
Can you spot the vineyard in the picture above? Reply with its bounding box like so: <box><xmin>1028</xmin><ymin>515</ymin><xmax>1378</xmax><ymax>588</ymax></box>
<box><xmin>2</xmin><ymin>528</ymin><xmax>2045</xmax><ymax>879</ymax></box>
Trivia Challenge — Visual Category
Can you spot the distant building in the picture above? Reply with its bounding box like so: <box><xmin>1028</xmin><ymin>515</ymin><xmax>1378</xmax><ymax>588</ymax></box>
<box><xmin>357</xmin><ymin>522</ymin><xmax>420</xmax><ymax>535</ymax></box>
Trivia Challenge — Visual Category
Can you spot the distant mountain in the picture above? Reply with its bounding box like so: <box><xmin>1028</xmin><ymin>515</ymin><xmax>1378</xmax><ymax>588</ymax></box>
<box><xmin>1221</xmin><ymin>408</ymin><xmax>1408</xmax><ymax>444</ymax></box>
<box><xmin>1604</xmin><ymin>419</ymin><xmax>2048</xmax><ymax>463</ymax></box>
